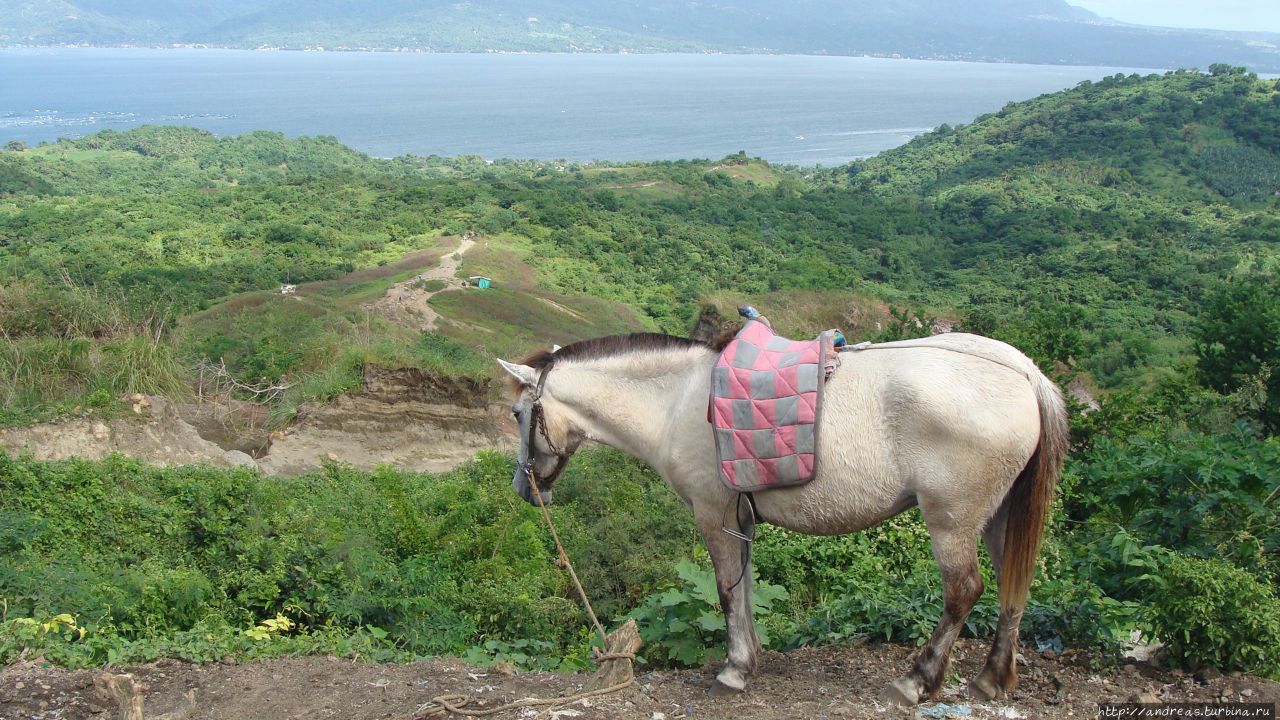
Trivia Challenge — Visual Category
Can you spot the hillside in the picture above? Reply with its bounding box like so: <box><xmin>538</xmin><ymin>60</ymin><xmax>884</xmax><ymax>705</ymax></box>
<box><xmin>3</xmin><ymin>70</ymin><xmax>1279</xmax><ymax>404</ymax></box>
<box><xmin>842</xmin><ymin>66</ymin><xmax>1280</xmax><ymax>387</ymax></box>
<box><xmin>2</xmin><ymin>68</ymin><xmax>1279</xmax><ymax>692</ymax></box>
<box><xmin>3</xmin><ymin>0</ymin><xmax>1280</xmax><ymax>71</ymax></box>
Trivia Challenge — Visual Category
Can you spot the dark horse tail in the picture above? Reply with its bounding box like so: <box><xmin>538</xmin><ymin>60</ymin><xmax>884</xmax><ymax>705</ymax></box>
<box><xmin>999</xmin><ymin>371</ymin><xmax>1069</xmax><ymax>622</ymax></box>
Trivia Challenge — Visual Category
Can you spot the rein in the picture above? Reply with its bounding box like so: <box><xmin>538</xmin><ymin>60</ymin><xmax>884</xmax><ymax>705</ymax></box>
<box><xmin>522</xmin><ymin>363</ymin><xmax>569</xmax><ymax>486</ymax></box>
<box><xmin>521</xmin><ymin>363</ymin><xmax>605</xmax><ymax>643</ymax></box>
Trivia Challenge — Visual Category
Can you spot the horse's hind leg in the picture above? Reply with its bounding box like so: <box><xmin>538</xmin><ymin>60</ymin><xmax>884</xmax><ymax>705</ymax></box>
<box><xmin>881</xmin><ymin>516</ymin><xmax>983</xmax><ymax>706</ymax></box>
<box><xmin>971</xmin><ymin>502</ymin><xmax>1017</xmax><ymax>700</ymax></box>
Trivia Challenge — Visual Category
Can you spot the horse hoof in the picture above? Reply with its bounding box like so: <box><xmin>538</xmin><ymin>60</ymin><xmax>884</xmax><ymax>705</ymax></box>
<box><xmin>710</xmin><ymin>679</ymin><xmax>744</xmax><ymax>697</ymax></box>
<box><xmin>879</xmin><ymin>678</ymin><xmax>920</xmax><ymax>706</ymax></box>
<box><xmin>968</xmin><ymin>675</ymin><xmax>1001</xmax><ymax>702</ymax></box>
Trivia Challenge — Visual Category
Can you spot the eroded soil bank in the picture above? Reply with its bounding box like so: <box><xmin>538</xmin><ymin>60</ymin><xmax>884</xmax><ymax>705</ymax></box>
<box><xmin>0</xmin><ymin>364</ymin><xmax>514</xmax><ymax>477</ymax></box>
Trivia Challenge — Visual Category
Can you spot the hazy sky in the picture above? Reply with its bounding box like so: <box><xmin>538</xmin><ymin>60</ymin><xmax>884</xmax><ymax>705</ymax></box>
<box><xmin>1070</xmin><ymin>0</ymin><xmax>1280</xmax><ymax>33</ymax></box>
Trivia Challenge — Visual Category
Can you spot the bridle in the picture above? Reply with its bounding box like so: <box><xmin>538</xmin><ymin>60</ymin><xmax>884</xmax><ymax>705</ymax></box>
<box><xmin>521</xmin><ymin>363</ymin><xmax>569</xmax><ymax>492</ymax></box>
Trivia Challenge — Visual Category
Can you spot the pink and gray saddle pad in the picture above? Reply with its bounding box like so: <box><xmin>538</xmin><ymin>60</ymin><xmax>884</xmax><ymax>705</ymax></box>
<box><xmin>709</xmin><ymin>318</ymin><xmax>839</xmax><ymax>492</ymax></box>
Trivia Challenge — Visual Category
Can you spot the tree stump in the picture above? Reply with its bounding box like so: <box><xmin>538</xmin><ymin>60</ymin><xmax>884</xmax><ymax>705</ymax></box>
<box><xmin>94</xmin><ymin>673</ymin><xmax>197</xmax><ymax>720</ymax></box>
<box><xmin>585</xmin><ymin>619</ymin><xmax>642</xmax><ymax>692</ymax></box>
<box><xmin>94</xmin><ymin>674</ymin><xmax>145</xmax><ymax>720</ymax></box>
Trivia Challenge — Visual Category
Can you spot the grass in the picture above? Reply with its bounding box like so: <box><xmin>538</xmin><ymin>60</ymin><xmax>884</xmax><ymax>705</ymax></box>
<box><xmin>3</xmin><ymin>225</ymin><xmax>647</xmax><ymax>431</ymax></box>
<box><xmin>611</xmin><ymin>181</ymin><xmax>686</xmax><ymax>201</ymax></box>
<box><xmin>413</xmin><ymin>278</ymin><xmax>447</xmax><ymax>292</ymax></box>
<box><xmin>456</xmin><ymin>236</ymin><xmax>541</xmax><ymax>292</ymax></box>
<box><xmin>296</xmin><ymin>233</ymin><xmax>455</xmax><ymax>303</ymax></box>
<box><xmin>441</xmin><ymin>231</ymin><xmax>656</xmax><ymax>355</ymax></box>
<box><xmin>702</xmin><ymin>289</ymin><xmax>897</xmax><ymax>342</ymax></box>
<box><xmin>430</xmin><ymin>287</ymin><xmax>651</xmax><ymax>358</ymax></box>
<box><xmin>0</xmin><ymin>279</ymin><xmax>191</xmax><ymax>427</ymax></box>
<box><xmin>0</xmin><ymin>334</ymin><xmax>190</xmax><ymax>427</ymax></box>
<box><xmin>710</xmin><ymin>161</ymin><xmax>782</xmax><ymax>187</ymax></box>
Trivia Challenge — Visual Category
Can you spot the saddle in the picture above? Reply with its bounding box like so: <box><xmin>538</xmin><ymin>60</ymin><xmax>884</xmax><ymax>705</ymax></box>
<box><xmin>709</xmin><ymin>318</ymin><xmax>840</xmax><ymax>492</ymax></box>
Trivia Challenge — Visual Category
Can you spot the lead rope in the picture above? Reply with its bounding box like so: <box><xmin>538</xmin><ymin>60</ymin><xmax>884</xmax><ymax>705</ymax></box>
<box><xmin>526</xmin><ymin>470</ymin><xmax>609</xmax><ymax>645</ymax></box>
<box><xmin>412</xmin><ymin>469</ymin><xmax>634</xmax><ymax>719</ymax></box>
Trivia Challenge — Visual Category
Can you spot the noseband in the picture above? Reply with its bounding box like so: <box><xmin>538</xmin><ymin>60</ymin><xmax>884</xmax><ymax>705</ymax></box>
<box><xmin>523</xmin><ymin>363</ymin><xmax>569</xmax><ymax>491</ymax></box>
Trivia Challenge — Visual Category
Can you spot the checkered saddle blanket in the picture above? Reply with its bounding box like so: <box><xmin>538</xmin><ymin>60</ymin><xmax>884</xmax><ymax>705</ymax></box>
<box><xmin>709</xmin><ymin>319</ymin><xmax>839</xmax><ymax>492</ymax></box>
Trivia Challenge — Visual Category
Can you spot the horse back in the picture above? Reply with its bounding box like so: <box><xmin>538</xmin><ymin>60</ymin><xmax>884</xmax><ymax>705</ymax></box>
<box><xmin>761</xmin><ymin>335</ymin><xmax>1044</xmax><ymax>535</ymax></box>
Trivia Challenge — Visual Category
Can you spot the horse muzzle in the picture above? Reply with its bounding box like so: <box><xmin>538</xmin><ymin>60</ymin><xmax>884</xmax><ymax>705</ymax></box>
<box><xmin>513</xmin><ymin>465</ymin><xmax>553</xmax><ymax>506</ymax></box>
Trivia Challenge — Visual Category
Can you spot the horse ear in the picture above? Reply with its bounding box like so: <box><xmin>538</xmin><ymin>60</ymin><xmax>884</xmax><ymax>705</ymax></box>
<box><xmin>497</xmin><ymin>359</ymin><xmax>538</xmax><ymax>387</ymax></box>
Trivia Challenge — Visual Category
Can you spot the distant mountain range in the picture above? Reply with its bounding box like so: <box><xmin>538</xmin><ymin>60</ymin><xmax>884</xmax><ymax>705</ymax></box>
<box><xmin>3</xmin><ymin>0</ymin><xmax>1279</xmax><ymax>71</ymax></box>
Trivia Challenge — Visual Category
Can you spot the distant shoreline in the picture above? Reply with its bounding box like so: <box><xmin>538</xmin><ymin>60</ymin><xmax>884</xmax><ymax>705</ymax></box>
<box><xmin>0</xmin><ymin>44</ymin><xmax>1167</xmax><ymax>70</ymax></box>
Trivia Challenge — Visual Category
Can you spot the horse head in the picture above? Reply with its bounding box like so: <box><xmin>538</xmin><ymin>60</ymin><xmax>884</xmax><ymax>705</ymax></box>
<box><xmin>497</xmin><ymin>356</ymin><xmax>576</xmax><ymax>506</ymax></box>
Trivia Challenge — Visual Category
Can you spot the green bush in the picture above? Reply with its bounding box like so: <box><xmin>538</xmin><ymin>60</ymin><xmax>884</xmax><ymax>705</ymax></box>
<box><xmin>627</xmin><ymin>559</ymin><xmax>790</xmax><ymax>666</ymax></box>
<box><xmin>787</xmin><ymin>559</ymin><xmax>999</xmax><ymax>648</ymax></box>
<box><xmin>1141</xmin><ymin>554</ymin><xmax>1280</xmax><ymax>677</ymax></box>
<box><xmin>754</xmin><ymin>512</ymin><xmax>934</xmax><ymax>611</ymax></box>
<box><xmin>0</xmin><ymin>448</ymin><xmax>698</xmax><ymax>668</ymax></box>
<box><xmin>1069</xmin><ymin>429</ymin><xmax>1280</xmax><ymax>578</ymax></box>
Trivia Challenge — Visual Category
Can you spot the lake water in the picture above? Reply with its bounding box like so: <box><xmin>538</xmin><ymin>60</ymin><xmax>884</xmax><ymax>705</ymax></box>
<box><xmin>1</xmin><ymin>49</ymin><xmax>1153</xmax><ymax>166</ymax></box>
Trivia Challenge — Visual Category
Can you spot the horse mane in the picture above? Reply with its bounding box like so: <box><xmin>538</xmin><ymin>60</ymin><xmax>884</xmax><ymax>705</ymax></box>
<box><xmin>511</xmin><ymin>331</ymin><xmax>736</xmax><ymax>394</ymax></box>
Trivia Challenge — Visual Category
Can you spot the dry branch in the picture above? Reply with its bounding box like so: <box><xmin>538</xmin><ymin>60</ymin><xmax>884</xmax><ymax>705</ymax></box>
<box><xmin>194</xmin><ymin>358</ymin><xmax>294</xmax><ymax>404</ymax></box>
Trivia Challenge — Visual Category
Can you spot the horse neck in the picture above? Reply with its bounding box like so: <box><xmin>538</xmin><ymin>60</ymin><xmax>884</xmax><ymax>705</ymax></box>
<box><xmin>548</xmin><ymin>347</ymin><xmax>715</xmax><ymax>470</ymax></box>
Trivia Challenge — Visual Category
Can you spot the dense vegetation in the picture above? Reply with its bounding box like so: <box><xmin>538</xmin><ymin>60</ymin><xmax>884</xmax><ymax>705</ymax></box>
<box><xmin>5</xmin><ymin>0</ymin><xmax>1280</xmax><ymax>71</ymax></box>
<box><xmin>2</xmin><ymin>69</ymin><xmax>1279</xmax><ymax>676</ymax></box>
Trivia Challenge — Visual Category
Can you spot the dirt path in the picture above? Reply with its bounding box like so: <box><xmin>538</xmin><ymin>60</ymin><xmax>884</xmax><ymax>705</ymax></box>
<box><xmin>370</xmin><ymin>234</ymin><xmax>477</xmax><ymax>331</ymax></box>
<box><xmin>602</xmin><ymin>180</ymin><xmax>663</xmax><ymax>189</ymax></box>
<box><xmin>537</xmin><ymin>296</ymin><xmax>589</xmax><ymax>321</ymax></box>
<box><xmin>3</xmin><ymin>643</ymin><xmax>1275</xmax><ymax>720</ymax></box>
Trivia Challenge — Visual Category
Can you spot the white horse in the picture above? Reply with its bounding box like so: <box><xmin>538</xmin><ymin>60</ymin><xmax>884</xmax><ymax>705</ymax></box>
<box><xmin>498</xmin><ymin>330</ymin><xmax>1068</xmax><ymax>705</ymax></box>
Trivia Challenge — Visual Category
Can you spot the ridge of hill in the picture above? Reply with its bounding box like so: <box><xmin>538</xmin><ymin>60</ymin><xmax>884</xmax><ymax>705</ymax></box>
<box><xmin>2</xmin><ymin>0</ymin><xmax>1280</xmax><ymax>71</ymax></box>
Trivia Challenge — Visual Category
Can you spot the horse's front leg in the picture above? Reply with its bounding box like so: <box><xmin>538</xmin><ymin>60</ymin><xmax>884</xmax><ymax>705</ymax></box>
<box><xmin>697</xmin><ymin>500</ymin><xmax>760</xmax><ymax>695</ymax></box>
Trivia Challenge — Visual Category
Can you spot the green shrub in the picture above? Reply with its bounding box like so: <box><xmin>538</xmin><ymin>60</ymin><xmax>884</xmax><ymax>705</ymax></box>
<box><xmin>1023</xmin><ymin>573</ymin><xmax>1140</xmax><ymax>661</ymax></box>
<box><xmin>627</xmin><ymin>559</ymin><xmax>790</xmax><ymax>666</ymax></box>
<box><xmin>788</xmin><ymin>559</ymin><xmax>999</xmax><ymax>649</ymax></box>
<box><xmin>1070</xmin><ymin>429</ymin><xmax>1280</xmax><ymax>577</ymax></box>
<box><xmin>754</xmin><ymin>512</ymin><xmax>934</xmax><ymax>612</ymax></box>
<box><xmin>1141</xmin><ymin>554</ymin><xmax>1280</xmax><ymax>677</ymax></box>
<box><xmin>412</xmin><ymin>278</ymin><xmax>448</xmax><ymax>293</ymax></box>
<box><xmin>463</xmin><ymin>636</ymin><xmax>591</xmax><ymax>673</ymax></box>
<box><xmin>549</xmin><ymin>449</ymin><xmax>699</xmax><ymax>622</ymax></box>
<box><xmin>0</xmin><ymin>448</ymin><xmax>700</xmax><ymax>668</ymax></box>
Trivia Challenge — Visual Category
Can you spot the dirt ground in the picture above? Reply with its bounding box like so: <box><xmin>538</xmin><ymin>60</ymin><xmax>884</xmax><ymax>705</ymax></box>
<box><xmin>3</xmin><ymin>642</ymin><xmax>1276</xmax><ymax>720</ymax></box>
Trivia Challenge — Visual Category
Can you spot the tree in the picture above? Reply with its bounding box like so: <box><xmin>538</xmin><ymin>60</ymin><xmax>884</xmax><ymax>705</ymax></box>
<box><xmin>1208</xmin><ymin>63</ymin><xmax>1247</xmax><ymax>77</ymax></box>
<box><xmin>1195</xmin><ymin>274</ymin><xmax>1280</xmax><ymax>435</ymax></box>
